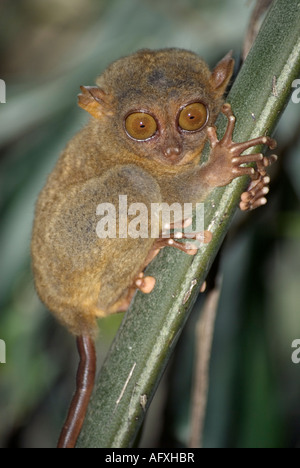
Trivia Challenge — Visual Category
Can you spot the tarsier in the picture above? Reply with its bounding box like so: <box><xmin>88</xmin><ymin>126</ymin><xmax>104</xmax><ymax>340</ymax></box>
<box><xmin>31</xmin><ymin>49</ymin><xmax>277</xmax><ymax>448</ymax></box>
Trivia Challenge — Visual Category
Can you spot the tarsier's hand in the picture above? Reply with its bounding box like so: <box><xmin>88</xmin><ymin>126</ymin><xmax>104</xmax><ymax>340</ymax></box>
<box><xmin>207</xmin><ymin>103</ymin><xmax>277</xmax><ymax>211</ymax></box>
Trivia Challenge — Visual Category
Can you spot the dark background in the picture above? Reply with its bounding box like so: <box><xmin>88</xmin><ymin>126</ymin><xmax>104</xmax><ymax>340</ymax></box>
<box><xmin>0</xmin><ymin>0</ymin><xmax>300</xmax><ymax>448</ymax></box>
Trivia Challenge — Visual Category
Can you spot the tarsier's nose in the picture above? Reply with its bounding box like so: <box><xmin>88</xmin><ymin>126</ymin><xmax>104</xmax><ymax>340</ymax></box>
<box><xmin>163</xmin><ymin>145</ymin><xmax>182</xmax><ymax>163</ymax></box>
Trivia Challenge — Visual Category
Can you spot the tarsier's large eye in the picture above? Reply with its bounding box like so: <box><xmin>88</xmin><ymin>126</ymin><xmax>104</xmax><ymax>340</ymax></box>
<box><xmin>125</xmin><ymin>112</ymin><xmax>157</xmax><ymax>140</ymax></box>
<box><xmin>178</xmin><ymin>102</ymin><xmax>208</xmax><ymax>132</ymax></box>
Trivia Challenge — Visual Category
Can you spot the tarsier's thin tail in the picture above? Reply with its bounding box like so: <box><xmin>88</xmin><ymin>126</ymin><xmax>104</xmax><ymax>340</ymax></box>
<box><xmin>57</xmin><ymin>335</ymin><xmax>96</xmax><ymax>448</ymax></box>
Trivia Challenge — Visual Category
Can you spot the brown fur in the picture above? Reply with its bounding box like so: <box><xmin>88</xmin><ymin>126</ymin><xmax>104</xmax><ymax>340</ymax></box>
<box><xmin>31</xmin><ymin>48</ymin><xmax>234</xmax><ymax>336</ymax></box>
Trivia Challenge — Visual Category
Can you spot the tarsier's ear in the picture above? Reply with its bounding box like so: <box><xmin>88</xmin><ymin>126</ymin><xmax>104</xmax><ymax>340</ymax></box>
<box><xmin>78</xmin><ymin>86</ymin><xmax>114</xmax><ymax>119</ymax></box>
<box><xmin>210</xmin><ymin>51</ymin><xmax>235</xmax><ymax>97</ymax></box>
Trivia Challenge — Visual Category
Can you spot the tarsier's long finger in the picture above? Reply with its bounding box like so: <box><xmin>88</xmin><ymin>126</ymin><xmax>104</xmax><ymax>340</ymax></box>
<box><xmin>207</xmin><ymin>126</ymin><xmax>219</xmax><ymax>148</ymax></box>
<box><xmin>232</xmin><ymin>153</ymin><xmax>273</xmax><ymax>181</ymax></box>
<box><xmin>231</xmin><ymin>136</ymin><xmax>277</xmax><ymax>156</ymax></box>
<box><xmin>161</xmin><ymin>217</ymin><xmax>193</xmax><ymax>236</ymax></box>
<box><xmin>232</xmin><ymin>166</ymin><xmax>256</xmax><ymax>178</ymax></box>
<box><xmin>257</xmin><ymin>154</ymin><xmax>278</xmax><ymax>174</ymax></box>
<box><xmin>155</xmin><ymin>238</ymin><xmax>198</xmax><ymax>255</ymax></box>
<box><xmin>242</xmin><ymin>176</ymin><xmax>270</xmax><ymax>201</ymax></box>
<box><xmin>178</xmin><ymin>230</ymin><xmax>213</xmax><ymax>244</ymax></box>
<box><xmin>232</xmin><ymin>152</ymin><xmax>264</xmax><ymax>166</ymax></box>
<box><xmin>160</xmin><ymin>219</ymin><xmax>212</xmax><ymax>249</ymax></box>
<box><xmin>221</xmin><ymin>104</ymin><xmax>277</xmax><ymax>156</ymax></box>
<box><xmin>240</xmin><ymin>175</ymin><xmax>271</xmax><ymax>211</ymax></box>
<box><xmin>221</xmin><ymin>103</ymin><xmax>235</xmax><ymax>145</ymax></box>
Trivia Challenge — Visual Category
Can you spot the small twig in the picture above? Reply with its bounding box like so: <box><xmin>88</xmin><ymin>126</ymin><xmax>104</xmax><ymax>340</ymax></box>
<box><xmin>189</xmin><ymin>282</ymin><xmax>222</xmax><ymax>448</ymax></box>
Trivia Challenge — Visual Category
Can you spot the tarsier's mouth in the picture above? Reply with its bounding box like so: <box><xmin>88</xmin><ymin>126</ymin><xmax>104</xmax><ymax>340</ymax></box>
<box><xmin>158</xmin><ymin>147</ymin><xmax>202</xmax><ymax>167</ymax></box>
<box><xmin>170</xmin><ymin>149</ymin><xmax>201</xmax><ymax>166</ymax></box>
<box><xmin>163</xmin><ymin>154</ymin><xmax>183</xmax><ymax>165</ymax></box>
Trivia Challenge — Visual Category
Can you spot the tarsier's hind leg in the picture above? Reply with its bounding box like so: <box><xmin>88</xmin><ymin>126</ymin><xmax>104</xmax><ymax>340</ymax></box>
<box><xmin>117</xmin><ymin>221</ymin><xmax>213</xmax><ymax>309</ymax></box>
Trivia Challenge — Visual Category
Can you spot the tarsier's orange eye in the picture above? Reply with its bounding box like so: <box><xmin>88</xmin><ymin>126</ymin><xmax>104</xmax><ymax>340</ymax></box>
<box><xmin>125</xmin><ymin>112</ymin><xmax>157</xmax><ymax>140</ymax></box>
<box><xmin>178</xmin><ymin>102</ymin><xmax>208</xmax><ymax>132</ymax></box>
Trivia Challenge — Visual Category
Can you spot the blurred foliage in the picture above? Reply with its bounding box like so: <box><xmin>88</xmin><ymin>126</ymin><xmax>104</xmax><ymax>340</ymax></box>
<box><xmin>0</xmin><ymin>0</ymin><xmax>299</xmax><ymax>448</ymax></box>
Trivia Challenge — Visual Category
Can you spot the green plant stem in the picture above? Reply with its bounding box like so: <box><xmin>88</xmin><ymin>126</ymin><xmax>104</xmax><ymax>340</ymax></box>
<box><xmin>77</xmin><ymin>0</ymin><xmax>300</xmax><ymax>448</ymax></box>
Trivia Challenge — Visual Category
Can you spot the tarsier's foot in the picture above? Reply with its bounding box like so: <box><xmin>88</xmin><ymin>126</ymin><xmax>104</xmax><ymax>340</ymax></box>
<box><xmin>123</xmin><ymin>222</ymin><xmax>212</xmax><ymax>302</ymax></box>
<box><xmin>239</xmin><ymin>154</ymin><xmax>278</xmax><ymax>211</ymax></box>
<box><xmin>207</xmin><ymin>103</ymin><xmax>277</xmax><ymax>211</ymax></box>
<box><xmin>135</xmin><ymin>272</ymin><xmax>156</xmax><ymax>294</ymax></box>
<box><xmin>117</xmin><ymin>273</ymin><xmax>156</xmax><ymax>311</ymax></box>
<box><xmin>154</xmin><ymin>222</ymin><xmax>213</xmax><ymax>256</ymax></box>
<box><xmin>140</xmin><ymin>219</ymin><xmax>213</xmax><ymax>278</ymax></box>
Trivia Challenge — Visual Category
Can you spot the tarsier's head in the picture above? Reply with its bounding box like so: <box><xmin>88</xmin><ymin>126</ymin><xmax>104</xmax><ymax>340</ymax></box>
<box><xmin>79</xmin><ymin>49</ymin><xmax>234</xmax><ymax>167</ymax></box>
